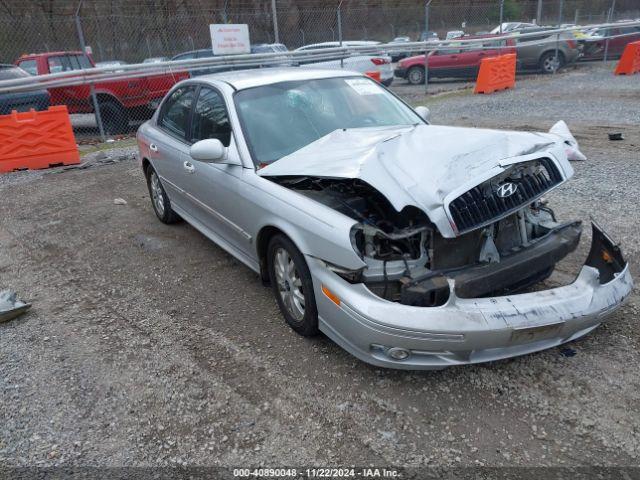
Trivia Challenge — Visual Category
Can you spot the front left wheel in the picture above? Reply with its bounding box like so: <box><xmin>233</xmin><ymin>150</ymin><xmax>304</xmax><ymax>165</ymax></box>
<box><xmin>267</xmin><ymin>234</ymin><xmax>319</xmax><ymax>337</ymax></box>
<box><xmin>406</xmin><ymin>66</ymin><xmax>425</xmax><ymax>85</ymax></box>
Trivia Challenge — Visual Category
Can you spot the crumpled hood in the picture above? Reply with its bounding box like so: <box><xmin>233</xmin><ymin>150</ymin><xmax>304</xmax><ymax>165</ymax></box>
<box><xmin>258</xmin><ymin>124</ymin><xmax>574</xmax><ymax>238</ymax></box>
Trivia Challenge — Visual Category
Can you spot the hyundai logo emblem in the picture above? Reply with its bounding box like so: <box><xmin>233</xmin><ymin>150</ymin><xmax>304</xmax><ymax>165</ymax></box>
<box><xmin>496</xmin><ymin>182</ymin><xmax>518</xmax><ymax>198</ymax></box>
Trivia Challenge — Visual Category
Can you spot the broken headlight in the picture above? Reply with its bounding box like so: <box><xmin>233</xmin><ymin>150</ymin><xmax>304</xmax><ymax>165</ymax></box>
<box><xmin>323</xmin><ymin>260</ymin><xmax>364</xmax><ymax>283</ymax></box>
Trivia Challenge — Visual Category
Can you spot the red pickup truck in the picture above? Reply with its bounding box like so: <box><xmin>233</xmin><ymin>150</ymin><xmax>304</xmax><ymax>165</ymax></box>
<box><xmin>15</xmin><ymin>51</ymin><xmax>188</xmax><ymax>133</ymax></box>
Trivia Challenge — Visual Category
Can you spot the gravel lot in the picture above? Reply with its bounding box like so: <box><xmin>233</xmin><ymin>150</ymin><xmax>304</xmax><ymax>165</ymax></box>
<box><xmin>1</xmin><ymin>62</ymin><xmax>638</xmax><ymax>473</ymax></box>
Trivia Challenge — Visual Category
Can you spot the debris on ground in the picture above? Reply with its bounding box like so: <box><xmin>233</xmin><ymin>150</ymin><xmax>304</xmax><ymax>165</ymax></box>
<box><xmin>608</xmin><ymin>133</ymin><xmax>624</xmax><ymax>141</ymax></box>
<box><xmin>0</xmin><ymin>290</ymin><xmax>31</xmax><ymax>323</ymax></box>
<box><xmin>113</xmin><ymin>198</ymin><xmax>127</xmax><ymax>205</ymax></box>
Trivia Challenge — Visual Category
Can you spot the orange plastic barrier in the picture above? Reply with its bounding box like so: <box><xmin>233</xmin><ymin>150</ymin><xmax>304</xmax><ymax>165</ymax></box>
<box><xmin>614</xmin><ymin>40</ymin><xmax>640</xmax><ymax>75</ymax></box>
<box><xmin>0</xmin><ymin>106</ymin><xmax>80</xmax><ymax>173</ymax></box>
<box><xmin>474</xmin><ymin>53</ymin><xmax>517</xmax><ymax>94</ymax></box>
<box><xmin>365</xmin><ymin>70</ymin><xmax>382</xmax><ymax>82</ymax></box>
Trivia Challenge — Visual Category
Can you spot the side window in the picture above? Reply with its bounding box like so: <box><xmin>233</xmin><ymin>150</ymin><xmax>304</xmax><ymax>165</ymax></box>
<box><xmin>77</xmin><ymin>55</ymin><xmax>93</xmax><ymax>69</ymax></box>
<box><xmin>17</xmin><ymin>59</ymin><xmax>37</xmax><ymax>75</ymax></box>
<box><xmin>67</xmin><ymin>55</ymin><xmax>81</xmax><ymax>70</ymax></box>
<box><xmin>158</xmin><ymin>86</ymin><xmax>197</xmax><ymax>140</ymax></box>
<box><xmin>191</xmin><ymin>87</ymin><xmax>231</xmax><ymax>146</ymax></box>
<box><xmin>48</xmin><ymin>56</ymin><xmax>67</xmax><ymax>73</ymax></box>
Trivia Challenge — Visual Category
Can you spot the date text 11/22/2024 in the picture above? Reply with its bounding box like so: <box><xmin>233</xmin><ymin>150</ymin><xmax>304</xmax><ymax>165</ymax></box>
<box><xmin>233</xmin><ymin>467</ymin><xmax>401</xmax><ymax>478</ymax></box>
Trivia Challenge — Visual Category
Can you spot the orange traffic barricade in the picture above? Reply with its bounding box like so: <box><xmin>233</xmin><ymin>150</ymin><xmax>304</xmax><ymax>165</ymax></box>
<box><xmin>0</xmin><ymin>105</ymin><xmax>80</xmax><ymax>173</ymax></box>
<box><xmin>614</xmin><ymin>40</ymin><xmax>640</xmax><ymax>75</ymax></box>
<box><xmin>474</xmin><ymin>53</ymin><xmax>517</xmax><ymax>94</ymax></box>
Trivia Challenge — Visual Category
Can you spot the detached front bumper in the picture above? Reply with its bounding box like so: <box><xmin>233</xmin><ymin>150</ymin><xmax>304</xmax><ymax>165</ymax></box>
<box><xmin>309</xmin><ymin>223</ymin><xmax>633</xmax><ymax>370</ymax></box>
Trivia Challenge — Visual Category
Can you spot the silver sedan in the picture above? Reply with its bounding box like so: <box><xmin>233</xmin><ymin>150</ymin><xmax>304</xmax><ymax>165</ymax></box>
<box><xmin>137</xmin><ymin>68</ymin><xmax>632</xmax><ymax>370</ymax></box>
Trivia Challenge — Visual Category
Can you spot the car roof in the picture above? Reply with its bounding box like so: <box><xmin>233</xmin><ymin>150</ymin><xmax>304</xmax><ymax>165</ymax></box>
<box><xmin>18</xmin><ymin>51</ymin><xmax>84</xmax><ymax>59</ymax></box>
<box><xmin>192</xmin><ymin>67</ymin><xmax>361</xmax><ymax>90</ymax></box>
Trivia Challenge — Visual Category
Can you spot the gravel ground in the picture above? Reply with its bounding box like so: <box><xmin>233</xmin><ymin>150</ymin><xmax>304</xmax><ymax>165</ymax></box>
<box><xmin>0</xmin><ymin>61</ymin><xmax>638</xmax><ymax>473</ymax></box>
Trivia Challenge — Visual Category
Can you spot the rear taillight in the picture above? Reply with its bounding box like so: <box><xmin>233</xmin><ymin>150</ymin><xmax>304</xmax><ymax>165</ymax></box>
<box><xmin>567</xmin><ymin>40</ymin><xmax>577</xmax><ymax>49</ymax></box>
<box><xmin>371</xmin><ymin>57</ymin><xmax>389</xmax><ymax>65</ymax></box>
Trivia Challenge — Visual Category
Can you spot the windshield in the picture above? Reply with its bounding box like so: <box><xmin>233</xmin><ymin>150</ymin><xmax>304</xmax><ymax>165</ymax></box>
<box><xmin>235</xmin><ymin>77</ymin><xmax>421</xmax><ymax>165</ymax></box>
<box><xmin>0</xmin><ymin>66</ymin><xmax>30</xmax><ymax>80</ymax></box>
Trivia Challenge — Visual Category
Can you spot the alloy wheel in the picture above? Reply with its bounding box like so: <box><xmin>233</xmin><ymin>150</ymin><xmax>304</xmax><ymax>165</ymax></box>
<box><xmin>274</xmin><ymin>247</ymin><xmax>305</xmax><ymax>321</ymax></box>
<box><xmin>150</xmin><ymin>171</ymin><xmax>165</xmax><ymax>216</ymax></box>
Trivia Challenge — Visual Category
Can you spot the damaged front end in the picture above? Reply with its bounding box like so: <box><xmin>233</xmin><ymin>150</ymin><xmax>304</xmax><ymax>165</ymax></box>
<box><xmin>261</xmin><ymin>123</ymin><xmax>632</xmax><ymax>367</ymax></box>
<box><xmin>271</xmin><ymin>171</ymin><xmax>606</xmax><ymax>310</ymax></box>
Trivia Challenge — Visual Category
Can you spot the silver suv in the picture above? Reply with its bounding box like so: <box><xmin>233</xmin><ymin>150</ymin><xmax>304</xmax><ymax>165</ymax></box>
<box><xmin>515</xmin><ymin>27</ymin><xmax>581</xmax><ymax>73</ymax></box>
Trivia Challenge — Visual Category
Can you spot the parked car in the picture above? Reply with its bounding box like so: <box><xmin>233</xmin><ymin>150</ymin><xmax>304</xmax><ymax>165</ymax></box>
<box><xmin>95</xmin><ymin>60</ymin><xmax>128</xmax><ymax>72</ymax></box>
<box><xmin>250</xmin><ymin>43</ymin><xmax>292</xmax><ymax>66</ymax></box>
<box><xmin>388</xmin><ymin>36</ymin><xmax>412</xmax><ymax>62</ymax></box>
<box><xmin>490</xmin><ymin>22</ymin><xmax>536</xmax><ymax>34</ymax></box>
<box><xmin>419</xmin><ymin>31</ymin><xmax>439</xmax><ymax>42</ymax></box>
<box><xmin>295</xmin><ymin>41</ymin><xmax>393</xmax><ymax>86</ymax></box>
<box><xmin>15</xmin><ymin>51</ymin><xmax>188</xmax><ymax>133</ymax></box>
<box><xmin>395</xmin><ymin>36</ymin><xmax>516</xmax><ymax>84</ymax></box>
<box><xmin>0</xmin><ymin>64</ymin><xmax>50</xmax><ymax>115</ymax></box>
<box><xmin>250</xmin><ymin>43</ymin><xmax>288</xmax><ymax>53</ymax></box>
<box><xmin>514</xmin><ymin>27</ymin><xmax>581</xmax><ymax>73</ymax></box>
<box><xmin>446</xmin><ymin>30</ymin><xmax>465</xmax><ymax>40</ymax></box>
<box><xmin>143</xmin><ymin>57</ymin><xmax>170</xmax><ymax>63</ymax></box>
<box><xmin>137</xmin><ymin>67</ymin><xmax>632</xmax><ymax>370</ymax></box>
<box><xmin>579</xmin><ymin>24</ymin><xmax>640</xmax><ymax>60</ymax></box>
<box><xmin>172</xmin><ymin>45</ymin><xmax>289</xmax><ymax>76</ymax></box>
<box><xmin>95</xmin><ymin>60</ymin><xmax>127</xmax><ymax>68</ymax></box>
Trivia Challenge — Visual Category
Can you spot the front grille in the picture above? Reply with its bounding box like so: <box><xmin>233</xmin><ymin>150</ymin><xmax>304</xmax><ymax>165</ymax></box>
<box><xmin>448</xmin><ymin>158</ymin><xmax>563</xmax><ymax>234</ymax></box>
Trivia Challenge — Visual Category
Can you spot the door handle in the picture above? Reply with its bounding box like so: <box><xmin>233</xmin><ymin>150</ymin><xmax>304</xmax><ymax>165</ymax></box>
<box><xmin>149</xmin><ymin>143</ymin><xmax>158</xmax><ymax>152</ymax></box>
<box><xmin>183</xmin><ymin>161</ymin><xmax>195</xmax><ymax>174</ymax></box>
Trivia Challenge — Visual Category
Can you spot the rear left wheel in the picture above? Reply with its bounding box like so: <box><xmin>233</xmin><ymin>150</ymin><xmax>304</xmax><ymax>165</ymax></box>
<box><xmin>267</xmin><ymin>234</ymin><xmax>319</xmax><ymax>337</ymax></box>
<box><xmin>146</xmin><ymin>167</ymin><xmax>180</xmax><ymax>224</ymax></box>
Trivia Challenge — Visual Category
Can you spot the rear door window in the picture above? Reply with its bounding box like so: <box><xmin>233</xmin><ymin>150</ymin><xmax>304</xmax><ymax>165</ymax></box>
<box><xmin>158</xmin><ymin>86</ymin><xmax>197</xmax><ymax>140</ymax></box>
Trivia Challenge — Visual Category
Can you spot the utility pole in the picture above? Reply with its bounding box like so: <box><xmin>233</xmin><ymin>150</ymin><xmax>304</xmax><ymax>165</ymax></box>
<box><xmin>75</xmin><ymin>0</ymin><xmax>105</xmax><ymax>141</ymax></box>
<box><xmin>499</xmin><ymin>0</ymin><xmax>504</xmax><ymax>33</ymax></box>
<box><xmin>337</xmin><ymin>0</ymin><xmax>343</xmax><ymax>68</ymax></box>
<box><xmin>536</xmin><ymin>0</ymin><xmax>543</xmax><ymax>24</ymax></box>
<box><xmin>604</xmin><ymin>0</ymin><xmax>616</xmax><ymax>62</ymax></box>
<box><xmin>554</xmin><ymin>0</ymin><xmax>564</xmax><ymax>74</ymax></box>
<box><xmin>424</xmin><ymin>0</ymin><xmax>433</xmax><ymax>94</ymax></box>
<box><xmin>271</xmin><ymin>0</ymin><xmax>279</xmax><ymax>44</ymax></box>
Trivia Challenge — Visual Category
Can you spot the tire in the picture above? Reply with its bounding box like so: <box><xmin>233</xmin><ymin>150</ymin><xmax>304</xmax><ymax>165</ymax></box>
<box><xmin>267</xmin><ymin>234</ymin><xmax>319</xmax><ymax>337</ymax></box>
<box><xmin>539</xmin><ymin>51</ymin><xmax>565</xmax><ymax>74</ymax></box>
<box><xmin>381</xmin><ymin>77</ymin><xmax>394</xmax><ymax>87</ymax></box>
<box><xmin>98</xmin><ymin>99</ymin><xmax>129</xmax><ymax>135</ymax></box>
<box><xmin>407</xmin><ymin>66</ymin><xmax>425</xmax><ymax>85</ymax></box>
<box><xmin>145</xmin><ymin>166</ymin><xmax>180</xmax><ymax>224</ymax></box>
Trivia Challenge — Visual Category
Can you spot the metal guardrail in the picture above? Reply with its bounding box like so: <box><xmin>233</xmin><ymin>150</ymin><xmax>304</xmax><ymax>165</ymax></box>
<box><xmin>1</xmin><ymin>20</ymin><xmax>638</xmax><ymax>95</ymax></box>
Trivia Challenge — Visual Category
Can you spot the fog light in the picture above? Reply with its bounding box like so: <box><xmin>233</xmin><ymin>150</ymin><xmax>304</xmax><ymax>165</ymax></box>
<box><xmin>387</xmin><ymin>347</ymin><xmax>411</xmax><ymax>360</ymax></box>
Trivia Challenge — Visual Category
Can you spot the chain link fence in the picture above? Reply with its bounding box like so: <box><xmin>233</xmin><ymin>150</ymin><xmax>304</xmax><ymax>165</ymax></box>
<box><xmin>1</xmin><ymin>0</ymin><xmax>639</xmax><ymax>140</ymax></box>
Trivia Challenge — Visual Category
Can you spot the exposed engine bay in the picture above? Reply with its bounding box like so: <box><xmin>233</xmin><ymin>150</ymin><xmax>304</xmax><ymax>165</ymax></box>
<box><xmin>272</xmin><ymin>174</ymin><xmax>581</xmax><ymax>307</ymax></box>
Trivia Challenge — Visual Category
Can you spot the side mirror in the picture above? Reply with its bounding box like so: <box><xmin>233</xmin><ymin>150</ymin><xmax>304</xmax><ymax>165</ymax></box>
<box><xmin>190</xmin><ymin>139</ymin><xmax>226</xmax><ymax>163</ymax></box>
<box><xmin>415</xmin><ymin>106</ymin><xmax>431</xmax><ymax>123</ymax></box>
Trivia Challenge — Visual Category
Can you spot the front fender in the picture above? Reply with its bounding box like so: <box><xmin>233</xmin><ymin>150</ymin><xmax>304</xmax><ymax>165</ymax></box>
<box><xmin>246</xmin><ymin>175</ymin><xmax>366</xmax><ymax>271</ymax></box>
